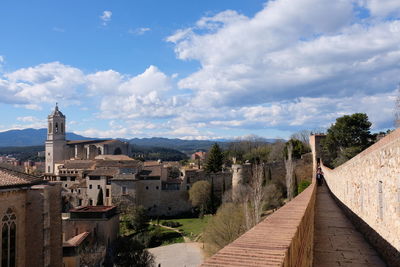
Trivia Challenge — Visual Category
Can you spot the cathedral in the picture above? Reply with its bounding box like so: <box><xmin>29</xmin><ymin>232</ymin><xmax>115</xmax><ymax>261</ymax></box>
<box><xmin>45</xmin><ymin>104</ymin><xmax>130</xmax><ymax>174</ymax></box>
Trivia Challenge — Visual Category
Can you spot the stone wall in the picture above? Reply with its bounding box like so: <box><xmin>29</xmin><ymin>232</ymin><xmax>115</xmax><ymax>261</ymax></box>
<box><xmin>317</xmin><ymin>129</ymin><xmax>400</xmax><ymax>265</ymax></box>
<box><xmin>0</xmin><ymin>190</ymin><xmax>27</xmax><ymax>267</ymax></box>
<box><xmin>201</xmin><ymin>178</ymin><xmax>316</xmax><ymax>267</ymax></box>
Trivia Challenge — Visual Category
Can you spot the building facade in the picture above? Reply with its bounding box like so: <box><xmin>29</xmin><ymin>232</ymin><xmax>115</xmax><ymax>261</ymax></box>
<box><xmin>0</xmin><ymin>167</ymin><xmax>62</xmax><ymax>267</ymax></box>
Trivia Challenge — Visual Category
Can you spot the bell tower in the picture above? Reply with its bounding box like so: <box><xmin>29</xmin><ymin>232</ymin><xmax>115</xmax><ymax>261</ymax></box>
<box><xmin>45</xmin><ymin>104</ymin><xmax>66</xmax><ymax>174</ymax></box>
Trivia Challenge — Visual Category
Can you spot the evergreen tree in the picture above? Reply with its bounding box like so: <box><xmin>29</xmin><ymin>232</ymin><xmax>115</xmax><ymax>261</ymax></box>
<box><xmin>96</xmin><ymin>188</ymin><xmax>104</xmax><ymax>206</ymax></box>
<box><xmin>205</xmin><ymin>143</ymin><xmax>224</xmax><ymax>173</ymax></box>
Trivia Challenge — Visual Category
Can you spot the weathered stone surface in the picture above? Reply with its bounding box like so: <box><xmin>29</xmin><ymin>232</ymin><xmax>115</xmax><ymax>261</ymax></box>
<box><xmin>314</xmin><ymin>184</ymin><xmax>385</xmax><ymax>267</ymax></box>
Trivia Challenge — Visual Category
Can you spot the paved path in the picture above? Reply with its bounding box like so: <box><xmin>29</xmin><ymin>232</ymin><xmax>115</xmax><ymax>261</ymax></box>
<box><xmin>148</xmin><ymin>242</ymin><xmax>204</xmax><ymax>267</ymax></box>
<box><xmin>314</xmin><ymin>183</ymin><xmax>386</xmax><ymax>266</ymax></box>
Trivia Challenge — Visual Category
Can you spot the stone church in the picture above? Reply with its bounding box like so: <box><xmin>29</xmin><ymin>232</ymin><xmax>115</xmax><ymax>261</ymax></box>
<box><xmin>45</xmin><ymin>105</ymin><xmax>130</xmax><ymax>174</ymax></box>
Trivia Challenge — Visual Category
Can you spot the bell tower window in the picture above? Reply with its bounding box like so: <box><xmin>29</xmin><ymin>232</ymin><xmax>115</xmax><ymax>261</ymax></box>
<box><xmin>48</xmin><ymin>122</ymin><xmax>52</xmax><ymax>134</ymax></box>
<box><xmin>61</xmin><ymin>123</ymin><xmax>64</xmax><ymax>134</ymax></box>
<box><xmin>55</xmin><ymin>123</ymin><xmax>59</xmax><ymax>133</ymax></box>
<box><xmin>1</xmin><ymin>208</ymin><xmax>16</xmax><ymax>267</ymax></box>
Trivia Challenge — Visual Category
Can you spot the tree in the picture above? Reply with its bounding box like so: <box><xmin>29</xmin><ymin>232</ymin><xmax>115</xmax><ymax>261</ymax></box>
<box><xmin>203</xmin><ymin>203</ymin><xmax>246</xmax><ymax>256</ymax></box>
<box><xmin>205</xmin><ymin>143</ymin><xmax>224</xmax><ymax>173</ymax></box>
<box><xmin>189</xmin><ymin>181</ymin><xmax>211</xmax><ymax>216</ymax></box>
<box><xmin>322</xmin><ymin>113</ymin><xmax>374</xmax><ymax>167</ymax></box>
<box><xmin>114</xmin><ymin>237</ymin><xmax>155</xmax><ymax>267</ymax></box>
<box><xmin>96</xmin><ymin>188</ymin><xmax>104</xmax><ymax>206</ymax></box>
<box><xmin>127</xmin><ymin>206</ymin><xmax>148</xmax><ymax>233</ymax></box>
<box><xmin>284</xmin><ymin>138</ymin><xmax>310</xmax><ymax>159</ymax></box>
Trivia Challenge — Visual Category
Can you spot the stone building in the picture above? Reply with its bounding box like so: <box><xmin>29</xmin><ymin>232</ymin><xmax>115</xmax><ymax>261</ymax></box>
<box><xmin>45</xmin><ymin>104</ymin><xmax>130</xmax><ymax>175</ymax></box>
<box><xmin>62</xmin><ymin>206</ymin><xmax>119</xmax><ymax>267</ymax></box>
<box><xmin>0</xmin><ymin>167</ymin><xmax>62</xmax><ymax>267</ymax></box>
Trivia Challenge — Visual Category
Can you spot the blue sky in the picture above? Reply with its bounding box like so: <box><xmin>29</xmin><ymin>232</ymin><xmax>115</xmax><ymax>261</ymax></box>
<box><xmin>0</xmin><ymin>0</ymin><xmax>399</xmax><ymax>140</ymax></box>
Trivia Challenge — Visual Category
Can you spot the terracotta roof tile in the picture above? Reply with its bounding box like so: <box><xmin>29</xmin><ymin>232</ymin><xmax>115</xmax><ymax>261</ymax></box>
<box><xmin>0</xmin><ymin>167</ymin><xmax>43</xmax><ymax>188</ymax></box>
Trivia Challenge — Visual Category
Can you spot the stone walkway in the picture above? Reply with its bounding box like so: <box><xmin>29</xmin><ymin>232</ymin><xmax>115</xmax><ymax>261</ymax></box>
<box><xmin>313</xmin><ymin>183</ymin><xmax>386</xmax><ymax>266</ymax></box>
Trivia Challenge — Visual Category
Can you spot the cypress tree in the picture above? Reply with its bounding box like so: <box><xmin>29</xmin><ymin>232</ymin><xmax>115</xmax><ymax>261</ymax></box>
<box><xmin>97</xmin><ymin>188</ymin><xmax>104</xmax><ymax>206</ymax></box>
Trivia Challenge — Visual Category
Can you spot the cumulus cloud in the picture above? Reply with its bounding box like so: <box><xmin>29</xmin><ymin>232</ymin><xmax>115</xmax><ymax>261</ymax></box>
<box><xmin>100</xmin><ymin>10</ymin><xmax>112</xmax><ymax>26</ymax></box>
<box><xmin>0</xmin><ymin>62</ymin><xmax>84</xmax><ymax>105</ymax></box>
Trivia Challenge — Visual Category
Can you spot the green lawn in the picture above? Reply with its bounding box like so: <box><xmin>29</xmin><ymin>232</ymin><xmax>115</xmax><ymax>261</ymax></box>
<box><xmin>150</xmin><ymin>225</ymin><xmax>184</xmax><ymax>246</ymax></box>
<box><xmin>160</xmin><ymin>216</ymin><xmax>211</xmax><ymax>240</ymax></box>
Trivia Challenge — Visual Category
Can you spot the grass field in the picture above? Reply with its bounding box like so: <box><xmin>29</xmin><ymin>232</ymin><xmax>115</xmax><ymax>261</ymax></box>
<box><xmin>159</xmin><ymin>216</ymin><xmax>211</xmax><ymax>240</ymax></box>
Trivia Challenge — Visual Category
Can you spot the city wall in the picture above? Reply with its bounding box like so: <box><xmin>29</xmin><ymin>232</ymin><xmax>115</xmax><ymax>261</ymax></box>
<box><xmin>201</xmin><ymin>178</ymin><xmax>316</xmax><ymax>266</ymax></box>
<box><xmin>320</xmin><ymin>129</ymin><xmax>400</xmax><ymax>265</ymax></box>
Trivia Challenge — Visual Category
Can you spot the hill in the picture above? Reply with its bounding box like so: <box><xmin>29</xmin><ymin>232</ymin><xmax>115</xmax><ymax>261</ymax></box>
<box><xmin>0</xmin><ymin>128</ymin><xmax>92</xmax><ymax>147</ymax></box>
<box><xmin>128</xmin><ymin>137</ymin><xmax>227</xmax><ymax>154</ymax></box>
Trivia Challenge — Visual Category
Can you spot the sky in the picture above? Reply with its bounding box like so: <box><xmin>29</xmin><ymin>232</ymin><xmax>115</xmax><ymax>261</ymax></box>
<box><xmin>0</xmin><ymin>0</ymin><xmax>399</xmax><ymax>140</ymax></box>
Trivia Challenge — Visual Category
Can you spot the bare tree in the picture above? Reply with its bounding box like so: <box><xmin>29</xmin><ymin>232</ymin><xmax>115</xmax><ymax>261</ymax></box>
<box><xmin>285</xmin><ymin>143</ymin><xmax>296</xmax><ymax>201</ymax></box>
<box><xmin>291</xmin><ymin>130</ymin><xmax>312</xmax><ymax>148</ymax></box>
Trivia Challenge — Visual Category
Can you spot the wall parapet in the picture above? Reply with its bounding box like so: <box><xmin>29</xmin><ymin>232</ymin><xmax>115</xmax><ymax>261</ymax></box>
<box><xmin>320</xmin><ymin>129</ymin><xmax>400</xmax><ymax>265</ymax></box>
<box><xmin>201</xmin><ymin>179</ymin><xmax>316</xmax><ymax>267</ymax></box>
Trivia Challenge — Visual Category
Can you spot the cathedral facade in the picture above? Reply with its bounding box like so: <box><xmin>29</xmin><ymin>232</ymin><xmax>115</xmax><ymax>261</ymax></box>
<box><xmin>45</xmin><ymin>105</ymin><xmax>130</xmax><ymax>175</ymax></box>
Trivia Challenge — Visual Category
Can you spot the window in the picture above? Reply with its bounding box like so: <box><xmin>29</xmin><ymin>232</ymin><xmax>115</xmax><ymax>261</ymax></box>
<box><xmin>122</xmin><ymin>186</ymin><xmax>127</xmax><ymax>195</ymax></box>
<box><xmin>64</xmin><ymin>184</ymin><xmax>67</xmax><ymax>188</ymax></box>
<box><xmin>89</xmin><ymin>185</ymin><xmax>92</xmax><ymax>189</ymax></box>
<box><xmin>89</xmin><ymin>199</ymin><xmax>93</xmax><ymax>205</ymax></box>
<box><xmin>70</xmin><ymin>177</ymin><xmax>75</xmax><ymax>181</ymax></box>
<box><xmin>48</xmin><ymin>122</ymin><xmax>52</xmax><ymax>134</ymax></box>
<box><xmin>1</xmin><ymin>208</ymin><xmax>16</xmax><ymax>267</ymax></box>
<box><xmin>55</xmin><ymin>122</ymin><xmax>58</xmax><ymax>133</ymax></box>
<box><xmin>70</xmin><ymin>189</ymin><xmax>73</xmax><ymax>193</ymax></box>
<box><xmin>78</xmin><ymin>189</ymin><xmax>81</xmax><ymax>194</ymax></box>
<box><xmin>156</xmin><ymin>186</ymin><xmax>159</xmax><ymax>190</ymax></box>
<box><xmin>97</xmin><ymin>185</ymin><xmax>100</xmax><ymax>190</ymax></box>
<box><xmin>146</xmin><ymin>186</ymin><xmax>149</xmax><ymax>190</ymax></box>
<box><xmin>106</xmin><ymin>189</ymin><xmax>110</xmax><ymax>197</ymax></box>
<box><xmin>78</xmin><ymin>199</ymin><xmax>82</xmax><ymax>206</ymax></box>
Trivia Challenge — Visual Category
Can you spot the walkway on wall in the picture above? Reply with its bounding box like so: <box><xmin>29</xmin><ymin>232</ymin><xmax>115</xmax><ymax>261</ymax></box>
<box><xmin>313</xmin><ymin>183</ymin><xmax>386</xmax><ymax>266</ymax></box>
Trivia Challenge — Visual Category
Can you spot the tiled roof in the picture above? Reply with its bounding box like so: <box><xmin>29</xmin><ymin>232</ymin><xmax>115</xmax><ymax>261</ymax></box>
<box><xmin>69</xmin><ymin>205</ymin><xmax>116</xmax><ymax>213</ymax></box>
<box><xmin>0</xmin><ymin>167</ymin><xmax>43</xmax><ymax>188</ymax></box>
<box><xmin>95</xmin><ymin>155</ymin><xmax>133</xmax><ymax>161</ymax></box>
<box><xmin>95</xmin><ymin>159</ymin><xmax>142</xmax><ymax>168</ymax></box>
<box><xmin>60</xmin><ymin>160</ymin><xmax>96</xmax><ymax>169</ymax></box>
<box><xmin>66</xmin><ymin>139</ymin><xmax>109</xmax><ymax>145</ymax></box>
<box><xmin>88</xmin><ymin>168</ymin><xmax>119</xmax><ymax>176</ymax></box>
<box><xmin>63</xmin><ymin>232</ymin><xmax>89</xmax><ymax>247</ymax></box>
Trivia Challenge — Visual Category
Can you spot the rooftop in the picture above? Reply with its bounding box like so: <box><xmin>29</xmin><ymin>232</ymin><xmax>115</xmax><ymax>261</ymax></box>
<box><xmin>0</xmin><ymin>166</ymin><xmax>44</xmax><ymax>188</ymax></box>
<box><xmin>63</xmin><ymin>232</ymin><xmax>89</xmax><ymax>248</ymax></box>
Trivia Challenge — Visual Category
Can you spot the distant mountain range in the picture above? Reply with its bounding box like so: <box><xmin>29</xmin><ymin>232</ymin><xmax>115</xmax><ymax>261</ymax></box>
<box><xmin>0</xmin><ymin>128</ymin><xmax>91</xmax><ymax>147</ymax></box>
<box><xmin>0</xmin><ymin>128</ymin><xmax>281</xmax><ymax>153</ymax></box>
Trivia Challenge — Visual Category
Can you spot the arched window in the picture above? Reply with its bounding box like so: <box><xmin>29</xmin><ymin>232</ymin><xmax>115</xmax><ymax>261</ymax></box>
<box><xmin>97</xmin><ymin>147</ymin><xmax>102</xmax><ymax>155</ymax></box>
<box><xmin>55</xmin><ymin>122</ymin><xmax>59</xmax><ymax>133</ymax></box>
<box><xmin>1</xmin><ymin>208</ymin><xmax>16</xmax><ymax>267</ymax></box>
<box><xmin>48</xmin><ymin>122</ymin><xmax>52</xmax><ymax>134</ymax></box>
<box><xmin>61</xmin><ymin>123</ymin><xmax>64</xmax><ymax>134</ymax></box>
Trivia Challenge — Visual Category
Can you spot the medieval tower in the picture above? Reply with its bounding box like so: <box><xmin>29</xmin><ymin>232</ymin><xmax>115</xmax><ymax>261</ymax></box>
<box><xmin>45</xmin><ymin>104</ymin><xmax>66</xmax><ymax>174</ymax></box>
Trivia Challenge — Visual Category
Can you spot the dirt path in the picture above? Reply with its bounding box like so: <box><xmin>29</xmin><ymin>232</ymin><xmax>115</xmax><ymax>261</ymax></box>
<box><xmin>148</xmin><ymin>242</ymin><xmax>204</xmax><ymax>267</ymax></box>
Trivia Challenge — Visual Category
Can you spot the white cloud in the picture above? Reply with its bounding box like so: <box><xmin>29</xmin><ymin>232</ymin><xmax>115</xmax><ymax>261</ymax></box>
<box><xmin>360</xmin><ymin>0</ymin><xmax>400</xmax><ymax>17</ymax></box>
<box><xmin>0</xmin><ymin>55</ymin><xmax>4</xmax><ymax>64</ymax></box>
<box><xmin>129</xmin><ymin>27</ymin><xmax>151</xmax><ymax>35</ymax></box>
<box><xmin>100</xmin><ymin>10</ymin><xmax>112</xmax><ymax>26</ymax></box>
<box><xmin>168</xmin><ymin>0</ymin><xmax>400</xmax><ymax>109</ymax></box>
<box><xmin>0</xmin><ymin>62</ymin><xmax>84</xmax><ymax>105</ymax></box>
